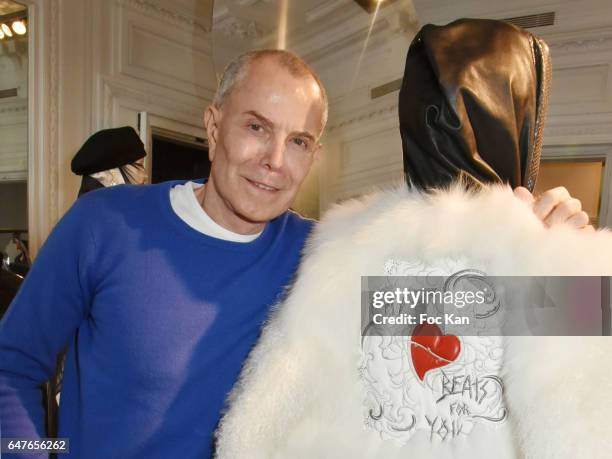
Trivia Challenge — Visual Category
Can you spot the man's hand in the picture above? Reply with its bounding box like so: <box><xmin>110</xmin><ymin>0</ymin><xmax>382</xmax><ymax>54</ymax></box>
<box><xmin>514</xmin><ymin>186</ymin><xmax>595</xmax><ymax>231</ymax></box>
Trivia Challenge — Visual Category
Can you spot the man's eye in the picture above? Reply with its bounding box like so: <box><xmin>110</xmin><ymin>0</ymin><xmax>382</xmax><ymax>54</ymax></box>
<box><xmin>292</xmin><ymin>138</ymin><xmax>309</xmax><ymax>149</ymax></box>
<box><xmin>249</xmin><ymin>123</ymin><xmax>263</xmax><ymax>132</ymax></box>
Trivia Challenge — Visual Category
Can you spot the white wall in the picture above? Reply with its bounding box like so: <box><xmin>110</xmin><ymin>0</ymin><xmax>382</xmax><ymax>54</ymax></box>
<box><xmin>62</xmin><ymin>0</ymin><xmax>215</xmax><ymax>212</ymax></box>
<box><xmin>20</xmin><ymin>0</ymin><xmax>216</xmax><ymax>254</ymax></box>
<box><xmin>0</xmin><ymin>34</ymin><xmax>28</xmax><ymax>182</ymax></box>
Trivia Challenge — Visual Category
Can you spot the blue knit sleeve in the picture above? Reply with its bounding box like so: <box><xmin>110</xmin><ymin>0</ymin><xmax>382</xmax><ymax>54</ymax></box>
<box><xmin>0</xmin><ymin>196</ymin><xmax>98</xmax><ymax>445</ymax></box>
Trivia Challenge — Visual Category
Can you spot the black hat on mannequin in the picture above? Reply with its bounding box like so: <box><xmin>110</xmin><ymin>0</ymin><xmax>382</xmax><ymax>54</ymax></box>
<box><xmin>71</xmin><ymin>126</ymin><xmax>146</xmax><ymax>176</ymax></box>
<box><xmin>71</xmin><ymin>126</ymin><xmax>147</xmax><ymax>196</ymax></box>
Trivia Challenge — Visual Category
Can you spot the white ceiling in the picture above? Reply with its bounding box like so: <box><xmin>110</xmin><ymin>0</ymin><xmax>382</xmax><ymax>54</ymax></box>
<box><xmin>211</xmin><ymin>0</ymin><xmax>412</xmax><ymax>47</ymax></box>
<box><xmin>210</xmin><ymin>0</ymin><xmax>414</xmax><ymax>74</ymax></box>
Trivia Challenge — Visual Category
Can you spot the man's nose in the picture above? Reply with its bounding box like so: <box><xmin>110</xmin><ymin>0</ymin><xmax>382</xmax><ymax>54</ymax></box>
<box><xmin>262</xmin><ymin>138</ymin><xmax>286</xmax><ymax>170</ymax></box>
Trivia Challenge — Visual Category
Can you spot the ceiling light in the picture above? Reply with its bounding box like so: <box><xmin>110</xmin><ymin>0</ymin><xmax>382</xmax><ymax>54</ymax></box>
<box><xmin>11</xmin><ymin>20</ymin><xmax>26</xmax><ymax>35</ymax></box>
<box><xmin>1</xmin><ymin>23</ymin><xmax>12</xmax><ymax>37</ymax></box>
<box><xmin>353</xmin><ymin>0</ymin><xmax>394</xmax><ymax>14</ymax></box>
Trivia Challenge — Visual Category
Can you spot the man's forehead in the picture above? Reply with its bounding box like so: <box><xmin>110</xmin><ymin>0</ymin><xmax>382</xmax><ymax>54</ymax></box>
<box><xmin>241</xmin><ymin>59</ymin><xmax>318</xmax><ymax>94</ymax></box>
<box><xmin>225</xmin><ymin>63</ymin><xmax>324</xmax><ymax>134</ymax></box>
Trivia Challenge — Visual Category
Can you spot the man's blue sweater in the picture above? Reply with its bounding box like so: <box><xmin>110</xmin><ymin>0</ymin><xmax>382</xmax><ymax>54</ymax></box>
<box><xmin>0</xmin><ymin>180</ymin><xmax>313</xmax><ymax>458</ymax></box>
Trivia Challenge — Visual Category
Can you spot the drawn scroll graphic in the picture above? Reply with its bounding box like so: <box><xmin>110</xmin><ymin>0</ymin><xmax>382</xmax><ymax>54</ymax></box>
<box><xmin>411</xmin><ymin>324</ymin><xmax>461</xmax><ymax>381</ymax></box>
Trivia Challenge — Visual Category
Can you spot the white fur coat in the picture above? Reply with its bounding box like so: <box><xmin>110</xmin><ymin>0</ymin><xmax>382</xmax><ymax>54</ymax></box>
<box><xmin>215</xmin><ymin>185</ymin><xmax>612</xmax><ymax>459</ymax></box>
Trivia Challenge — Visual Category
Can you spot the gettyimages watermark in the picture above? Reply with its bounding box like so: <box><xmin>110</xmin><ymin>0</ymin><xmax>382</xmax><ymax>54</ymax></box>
<box><xmin>361</xmin><ymin>271</ymin><xmax>611</xmax><ymax>336</ymax></box>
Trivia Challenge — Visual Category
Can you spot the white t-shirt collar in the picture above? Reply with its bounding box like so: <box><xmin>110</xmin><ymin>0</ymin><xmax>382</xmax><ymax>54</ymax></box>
<box><xmin>169</xmin><ymin>181</ymin><xmax>263</xmax><ymax>243</ymax></box>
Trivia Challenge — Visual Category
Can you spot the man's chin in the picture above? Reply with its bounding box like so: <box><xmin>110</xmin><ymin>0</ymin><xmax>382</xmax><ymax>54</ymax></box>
<box><xmin>236</xmin><ymin>206</ymin><xmax>286</xmax><ymax>226</ymax></box>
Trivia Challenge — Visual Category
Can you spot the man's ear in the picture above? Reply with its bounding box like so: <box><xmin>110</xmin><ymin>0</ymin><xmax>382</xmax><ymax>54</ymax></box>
<box><xmin>204</xmin><ymin>105</ymin><xmax>221</xmax><ymax>162</ymax></box>
<box><xmin>313</xmin><ymin>142</ymin><xmax>322</xmax><ymax>161</ymax></box>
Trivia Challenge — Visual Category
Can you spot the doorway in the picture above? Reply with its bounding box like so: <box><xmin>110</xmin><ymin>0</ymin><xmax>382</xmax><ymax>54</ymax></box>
<box><xmin>150</xmin><ymin>133</ymin><xmax>209</xmax><ymax>184</ymax></box>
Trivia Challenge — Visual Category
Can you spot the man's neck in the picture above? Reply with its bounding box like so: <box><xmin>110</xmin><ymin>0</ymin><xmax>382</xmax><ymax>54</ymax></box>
<box><xmin>195</xmin><ymin>183</ymin><xmax>265</xmax><ymax>235</ymax></box>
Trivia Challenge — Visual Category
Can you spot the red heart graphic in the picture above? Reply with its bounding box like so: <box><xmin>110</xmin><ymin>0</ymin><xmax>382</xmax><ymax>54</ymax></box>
<box><xmin>410</xmin><ymin>324</ymin><xmax>461</xmax><ymax>381</ymax></box>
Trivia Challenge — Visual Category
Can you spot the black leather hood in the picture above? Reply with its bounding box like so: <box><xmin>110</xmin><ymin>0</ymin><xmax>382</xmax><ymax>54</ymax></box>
<box><xmin>399</xmin><ymin>18</ymin><xmax>551</xmax><ymax>192</ymax></box>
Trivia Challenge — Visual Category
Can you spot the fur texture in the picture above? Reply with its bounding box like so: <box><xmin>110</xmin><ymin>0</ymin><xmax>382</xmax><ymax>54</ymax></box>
<box><xmin>215</xmin><ymin>185</ymin><xmax>612</xmax><ymax>458</ymax></box>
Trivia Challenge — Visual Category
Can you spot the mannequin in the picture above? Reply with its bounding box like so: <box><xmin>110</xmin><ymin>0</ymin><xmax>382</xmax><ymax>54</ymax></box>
<box><xmin>71</xmin><ymin>126</ymin><xmax>147</xmax><ymax>197</ymax></box>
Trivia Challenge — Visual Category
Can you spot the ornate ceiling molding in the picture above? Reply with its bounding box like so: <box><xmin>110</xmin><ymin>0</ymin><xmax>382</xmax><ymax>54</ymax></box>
<box><xmin>0</xmin><ymin>171</ymin><xmax>27</xmax><ymax>181</ymax></box>
<box><xmin>118</xmin><ymin>0</ymin><xmax>211</xmax><ymax>34</ymax></box>
<box><xmin>216</xmin><ymin>16</ymin><xmax>265</xmax><ymax>41</ymax></box>
<box><xmin>330</xmin><ymin>108</ymin><xmax>612</xmax><ymax>140</ymax></box>
<box><xmin>544</xmin><ymin>122</ymin><xmax>612</xmax><ymax>138</ymax></box>
<box><xmin>328</xmin><ymin>102</ymin><xmax>398</xmax><ymax>132</ymax></box>
<box><xmin>544</xmin><ymin>26</ymin><xmax>612</xmax><ymax>53</ymax></box>
<box><xmin>236</xmin><ymin>0</ymin><xmax>270</xmax><ymax>6</ymax></box>
<box><xmin>100</xmin><ymin>75</ymin><xmax>208</xmax><ymax>128</ymax></box>
<box><xmin>549</xmin><ymin>35</ymin><xmax>612</xmax><ymax>53</ymax></box>
<box><xmin>0</xmin><ymin>103</ymin><xmax>27</xmax><ymax>115</ymax></box>
<box><xmin>305</xmin><ymin>0</ymin><xmax>350</xmax><ymax>23</ymax></box>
